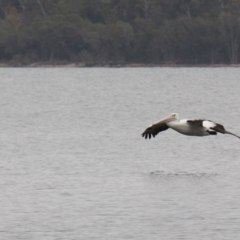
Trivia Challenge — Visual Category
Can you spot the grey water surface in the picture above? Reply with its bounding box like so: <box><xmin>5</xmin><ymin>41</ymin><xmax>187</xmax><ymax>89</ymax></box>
<box><xmin>0</xmin><ymin>67</ymin><xmax>240</xmax><ymax>240</ymax></box>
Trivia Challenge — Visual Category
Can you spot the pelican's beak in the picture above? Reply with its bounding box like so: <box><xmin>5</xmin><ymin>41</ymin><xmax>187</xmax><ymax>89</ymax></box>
<box><xmin>156</xmin><ymin>114</ymin><xmax>175</xmax><ymax>124</ymax></box>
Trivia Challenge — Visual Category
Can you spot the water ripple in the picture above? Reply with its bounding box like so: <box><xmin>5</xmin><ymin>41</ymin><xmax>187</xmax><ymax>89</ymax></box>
<box><xmin>149</xmin><ymin>170</ymin><xmax>218</xmax><ymax>178</ymax></box>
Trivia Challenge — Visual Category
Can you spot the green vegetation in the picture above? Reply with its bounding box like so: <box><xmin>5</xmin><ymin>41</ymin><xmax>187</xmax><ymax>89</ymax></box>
<box><xmin>0</xmin><ymin>0</ymin><xmax>240</xmax><ymax>65</ymax></box>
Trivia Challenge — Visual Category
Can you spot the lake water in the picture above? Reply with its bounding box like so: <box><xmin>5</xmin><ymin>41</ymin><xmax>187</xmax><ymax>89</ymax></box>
<box><xmin>0</xmin><ymin>67</ymin><xmax>240</xmax><ymax>239</ymax></box>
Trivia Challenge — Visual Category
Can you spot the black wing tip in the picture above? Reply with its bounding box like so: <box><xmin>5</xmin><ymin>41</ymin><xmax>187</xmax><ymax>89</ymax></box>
<box><xmin>141</xmin><ymin>131</ymin><xmax>155</xmax><ymax>139</ymax></box>
<box><xmin>225</xmin><ymin>131</ymin><xmax>240</xmax><ymax>139</ymax></box>
<box><xmin>211</xmin><ymin>128</ymin><xmax>240</xmax><ymax>139</ymax></box>
<box><xmin>141</xmin><ymin>123</ymin><xmax>169</xmax><ymax>139</ymax></box>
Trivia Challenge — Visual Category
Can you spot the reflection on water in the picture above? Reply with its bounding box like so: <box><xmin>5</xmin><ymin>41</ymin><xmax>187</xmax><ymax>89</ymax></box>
<box><xmin>0</xmin><ymin>67</ymin><xmax>240</xmax><ymax>240</ymax></box>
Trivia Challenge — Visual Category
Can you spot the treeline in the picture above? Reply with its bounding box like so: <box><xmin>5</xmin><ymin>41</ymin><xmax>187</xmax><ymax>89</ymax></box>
<box><xmin>0</xmin><ymin>0</ymin><xmax>240</xmax><ymax>65</ymax></box>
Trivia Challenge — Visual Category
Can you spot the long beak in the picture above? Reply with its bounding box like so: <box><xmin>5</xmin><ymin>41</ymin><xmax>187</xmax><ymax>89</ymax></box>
<box><xmin>155</xmin><ymin>114</ymin><xmax>175</xmax><ymax>124</ymax></box>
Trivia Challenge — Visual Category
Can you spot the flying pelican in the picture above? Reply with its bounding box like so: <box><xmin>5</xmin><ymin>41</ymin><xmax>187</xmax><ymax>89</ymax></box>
<box><xmin>142</xmin><ymin>113</ymin><xmax>240</xmax><ymax>139</ymax></box>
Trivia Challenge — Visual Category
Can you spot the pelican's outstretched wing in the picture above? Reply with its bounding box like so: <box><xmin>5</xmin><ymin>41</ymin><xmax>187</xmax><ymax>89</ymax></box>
<box><xmin>210</xmin><ymin>124</ymin><xmax>240</xmax><ymax>138</ymax></box>
<box><xmin>188</xmin><ymin>119</ymin><xmax>240</xmax><ymax>139</ymax></box>
<box><xmin>142</xmin><ymin>122</ymin><xmax>169</xmax><ymax>139</ymax></box>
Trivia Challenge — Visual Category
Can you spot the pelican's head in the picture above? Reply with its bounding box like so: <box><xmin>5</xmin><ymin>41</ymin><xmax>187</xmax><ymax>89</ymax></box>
<box><xmin>157</xmin><ymin>113</ymin><xmax>180</xmax><ymax>124</ymax></box>
<box><xmin>171</xmin><ymin>113</ymin><xmax>180</xmax><ymax>121</ymax></box>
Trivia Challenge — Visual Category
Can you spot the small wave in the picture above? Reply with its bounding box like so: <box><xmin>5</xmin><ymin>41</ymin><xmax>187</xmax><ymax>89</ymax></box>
<box><xmin>149</xmin><ymin>170</ymin><xmax>218</xmax><ymax>178</ymax></box>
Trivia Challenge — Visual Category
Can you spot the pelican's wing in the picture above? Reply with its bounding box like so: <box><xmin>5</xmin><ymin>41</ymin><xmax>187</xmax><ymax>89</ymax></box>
<box><xmin>142</xmin><ymin>122</ymin><xmax>169</xmax><ymax>139</ymax></box>
<box><xmin>210</xmin><ymin>123</ymin><xmax>240</xmax><ymax>138</ymax></box>
<box><xmin>188</xmin><ymin>119</ymin><xmax>240</xmax><ymax>139</ymax></box>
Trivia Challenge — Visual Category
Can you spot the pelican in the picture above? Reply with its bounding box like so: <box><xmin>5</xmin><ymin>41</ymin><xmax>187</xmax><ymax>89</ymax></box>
<box><xmin>142</xmin><ymin>113</ymin><xmax>240</xmax><ymax>139</ymax></box>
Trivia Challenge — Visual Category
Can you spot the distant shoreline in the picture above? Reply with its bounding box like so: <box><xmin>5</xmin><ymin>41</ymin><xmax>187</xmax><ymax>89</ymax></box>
<box><xmin>1</xmin><ymin>62</ymin><xmax>240</xmax><ymax>68</ymax></box>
